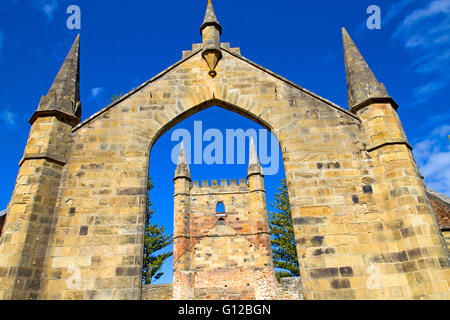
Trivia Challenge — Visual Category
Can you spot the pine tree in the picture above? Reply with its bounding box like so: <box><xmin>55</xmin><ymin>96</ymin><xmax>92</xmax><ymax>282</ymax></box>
<box><xmin>269</xmin><ymin>179</ymin><xmax>300</xmax><ymax>281</ymax></box>
<box><xmin>142</xmin><ymin>178</ymin><xmax>173</xmax><ymax>284</ymax></box>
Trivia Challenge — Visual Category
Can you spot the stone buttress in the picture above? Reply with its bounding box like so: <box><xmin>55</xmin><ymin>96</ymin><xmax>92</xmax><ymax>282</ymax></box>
<box><xmin>0</xmin><ymin>36</ymin><xmax>81</xmax><ymax>299</ymax></box>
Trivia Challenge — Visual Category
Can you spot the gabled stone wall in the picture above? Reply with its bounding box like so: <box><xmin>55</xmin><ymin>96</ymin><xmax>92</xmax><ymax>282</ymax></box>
<box><xmin>0</xmin><ymin>3</ymin><xmax>448</xmax><ymax>299</ymax></box>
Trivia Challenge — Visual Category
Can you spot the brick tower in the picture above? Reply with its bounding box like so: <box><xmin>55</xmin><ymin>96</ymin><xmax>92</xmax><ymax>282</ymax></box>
<box><xmin>172</xmin><ymin>139</ymin><xmax>278</xmax><ymax>300</ymax></box>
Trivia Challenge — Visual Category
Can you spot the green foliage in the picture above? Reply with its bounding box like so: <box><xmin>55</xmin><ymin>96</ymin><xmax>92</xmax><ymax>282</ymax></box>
<box><xmin>269</xmin><ymin>179</ymin><xmax>300</xmax><ymax>281</ymax></box>
<box><xmin>111</xmin><ymin>92</ymin><xmax>124</xmax><ymax>102</ymax></box>
<box><xmin>142</xmin><ymin>178</ymin><xmax>173</xmax><ymax>284</ymax></box>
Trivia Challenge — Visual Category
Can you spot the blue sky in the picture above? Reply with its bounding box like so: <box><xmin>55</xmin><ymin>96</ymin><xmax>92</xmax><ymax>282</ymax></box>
<box><xmin>0</xmin><ymin>0</ymin><xmax>449</xmax><ymax>284</ymax></box>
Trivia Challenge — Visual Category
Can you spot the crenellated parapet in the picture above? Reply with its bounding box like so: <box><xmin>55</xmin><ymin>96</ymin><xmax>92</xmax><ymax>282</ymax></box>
<box><xmin>190</xmin><ymin>178</ymin><xmax>249</xmax><ymax>194</ymax></box>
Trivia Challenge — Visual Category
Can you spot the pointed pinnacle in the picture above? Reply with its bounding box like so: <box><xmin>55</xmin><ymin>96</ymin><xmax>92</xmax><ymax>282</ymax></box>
<box><xmin>342</xmin><ymin>27</ymin><xmax>388</xmax><ymax>108</ymax></box>
<box><xmin>175</xmin><ymin>141</ymin><xmax>191</xmax><ymax>179</ymax></box>
<box><xmin>248</xmin><ymin>138</ymin><xmax>262</xmax><ymax>176</ymax></box>
<box><xmin>200</xmin><ymin>0</ymin><xmax>222</xmax><ymax>35</ymax></box>
<box><xmin>38</xmin><ymin>35</ymin><xmax>81</xmax><ymax>116</ymax></box>
<box><xmin>249</xmin><ymin>138</ymin><xmax>259</xmax><ymax>165</ymax></box>
<box><xmin>47</xmin><ymin>34</ymin><xmax>80</xmax><ymax>100</ymax></box>
<box><xmin>203</xmin><ymin>0</ymin><xmax>219</xmax><ymax>24</ymax></box>
<box><xmin>177</xmin><ymin>141</ymin><xmax>187</xmax><ymax>165</ymax></box>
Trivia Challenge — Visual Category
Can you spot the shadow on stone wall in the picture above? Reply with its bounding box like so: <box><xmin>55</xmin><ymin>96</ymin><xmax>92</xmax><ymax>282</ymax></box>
<box><xmin>0</xmin><ymin>215</ymin><xmax>5</xmax><ymax>238</ymax></box>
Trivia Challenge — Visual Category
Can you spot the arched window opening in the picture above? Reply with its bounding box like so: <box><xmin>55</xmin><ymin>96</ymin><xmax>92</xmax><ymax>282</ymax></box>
<box><xmin>216</xmin><ymin>202</ymin><xmax>226</xmax><ymax>220</ymax></box>
<box><xmin>216</xmin><ymin>202</ymin><xmax>225</xmax><ymax>213</ymax></box>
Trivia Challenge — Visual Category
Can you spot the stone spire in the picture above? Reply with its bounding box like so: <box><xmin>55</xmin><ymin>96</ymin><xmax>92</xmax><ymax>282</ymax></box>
<box><xmin>342</xmin><ymin>27</ymin><xmax>388</xmax><ymax>110</ymax></box>
<box><xmin>34</xmin><ymin>34</ymin><xmax>81</xmax><ymax>122</ymax></box>
<box><xmin>200</xmin><ymin>0</ymin><xmax>222</xmax><ymax>78</ymax></box>
<box><xmin>174</xmin><ymin>141</ymin><xmax>191</xmax><ymax>180</ymax></box>
<box><xmin>200</xmin><ymin>0</ymin><xmax>222</xmax><ymax>36</ymax></box>
<box><xmin>248</xmin><ymin>138</ymin><xmax>262</xmax><ymax>176</ymax></box>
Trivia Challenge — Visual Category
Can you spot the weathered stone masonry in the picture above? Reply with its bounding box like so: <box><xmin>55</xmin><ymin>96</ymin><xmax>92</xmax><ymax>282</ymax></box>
<box><xmin>172</xmin><ymin>140</ymin><xmax>277</xmax><ymax>300</ymax></box>
<box><xmin>142</xmin><ymin>277</ymin><xmax>304</xmax><ymax>301</ymax></box>
<box><xmin>0</xmin><ymin>1</ymin><xmax>448</xmax><ymax>300</ymax></box>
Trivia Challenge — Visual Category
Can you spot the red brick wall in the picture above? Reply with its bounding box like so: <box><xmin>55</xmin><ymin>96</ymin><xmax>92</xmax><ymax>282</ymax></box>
<box><xmin>428</xmin><ymin>195</ymin><xmax>450</xmax><ymax>227</ymax></box>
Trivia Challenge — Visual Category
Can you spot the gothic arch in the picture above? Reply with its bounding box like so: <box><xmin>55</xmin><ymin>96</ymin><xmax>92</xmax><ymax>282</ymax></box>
<box><xmin>147</xmin><ymin>98</ymin><xmax>277</xmax><ymax>155</ymax></box>
<box><xmin>46</xmin><ymin>46</ymin><xmax>363</xmax><ymax>299</ymax></box>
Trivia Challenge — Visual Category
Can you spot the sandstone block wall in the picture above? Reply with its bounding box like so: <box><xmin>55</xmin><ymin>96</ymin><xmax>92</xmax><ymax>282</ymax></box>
<box><xmin>0</xmin><ymin>114</ymin><xmax>73</xmax><ymax>300</ymax></box>
<box><xmin>142</xmin><ymin>277</ymin><xmax>304</xmax><ymax>300</ymax></box>
<box><xmin>0</xmin><ymin>41</ymin><xmax>447</xmax><ymax>300</ymax></box>
<box><xmin>441</xmin><ymin>229</ymin><xmax>450</xmax><ymax>255</ymax></box>
<box><xmin>277</xmin><ymin>277</ymin><xmax>304</xmax><ymax>300</ymax></box>
<box><xmin>142</xmin><ymin>284</ymin><xmax>173</xmax><ymax>300</ymax></box>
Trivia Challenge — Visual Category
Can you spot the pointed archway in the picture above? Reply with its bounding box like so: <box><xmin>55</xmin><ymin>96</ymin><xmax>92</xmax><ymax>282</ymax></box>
<box><xmin>143</xmin><ymin>105</ymin><xmax>295</xmax><ymax>299</ymax></box>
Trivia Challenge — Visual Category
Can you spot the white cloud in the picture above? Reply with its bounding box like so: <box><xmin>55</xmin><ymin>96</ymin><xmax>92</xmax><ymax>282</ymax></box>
<box><xmin>420</xmin><ymin>150</ymin><xmax>450</xmax><ymax>195</ymax></box>
<box><xmin>400</xmin><ymin>0</ymin><xmax>450</xmax><ymax>28</ymax></box>
<box><xmin>408</xmin><ymin>80</ymin><xmax>448</xmax><ymax>106</ymax></box>
<box><xmin>410</xmin><ymin>50</ymin><xmax>450</xmax><ymax>75</ymax></box>
<box><xmin>90</xmin><ymin>87</ymin><xmax>104</xmax><ymax>99</ymax></box>
<box><xmin>385</xmin><ymin>0</ymin><xmax>425</xmax><ymax>24</ymax></box>
<box><xmin>354</xmin><ymin>0</ymin><xmax>426</xmax><ymax>35</ymax></box>
<box><xmin>33</xmin><ymin>0</ymin><xmax>60</xmax><ymax>23</ymax></box>
<box><xmin>387</xmin><ymin>0</ymin><xmax>450</xmax><ymax>105</ymax></box>
<box><xmin>8</xmin><ymin>0</ymin><xmax>64</xmax><ymax>21</ymax></box>
<box><xmin>413</xmin><ymin>123</ymin><xmax>450</xmax><ymax>196</ymax></box>
<box><xmin>356</xmin><ymin>1</ymin><xmax>450</xmax><ymax>104</ymax></box>
<box><xmin>416</xmin><ymin>110</ymin><xmax>450</xmax><ymax>138</ymax></box>
<box><xmin>0</xmin><ymin>110</ymin><xmax>18</xmax><ymax>129</ymax></box>
<box><xmin>432</xmin><ymin>124</ymin><xmax>450</xmax><ymax>137</ymax></box>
